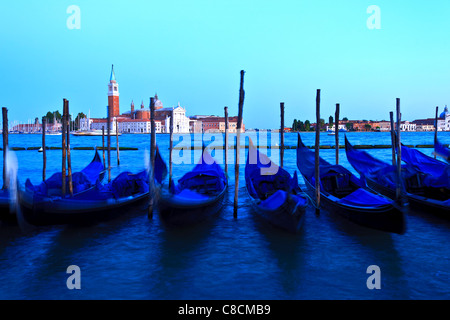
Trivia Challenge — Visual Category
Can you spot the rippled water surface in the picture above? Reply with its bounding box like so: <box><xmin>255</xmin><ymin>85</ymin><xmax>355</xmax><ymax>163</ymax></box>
<box><xmin>0</xmin><ymin>132</ymin><xmax>449</xmax><ymax>299</ymax></box>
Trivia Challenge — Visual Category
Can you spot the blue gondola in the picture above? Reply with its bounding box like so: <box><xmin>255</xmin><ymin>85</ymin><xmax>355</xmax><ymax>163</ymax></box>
<box><xmin>245</xmin><ymin>139</ymin><xmax>308</xmax><ymax>233</ymax></box>
<box><xmin>158</xmin><ymin>147</ymin><xmax>227</xmax><ymax>225</ymax></box>
<box><xmin>0</xmin><ymin>189</ymin><xmax>12</xmax><ymax>222</ymax></box>
<box><xmin>18</xmin><ymin>147</ymin><xmax>167</xmax><ymax>226</ymax></box>
<box><xmin>345</xmin><ymin>136</ymin><xmax>449</xmax><ymax>219</ymax></box>
<box><xmin>434</xmin><ymin>140</ymin><xmax>450</xmax><ymax>163</ymax></box>
<box><xmin>297</xmin><ymin>134</ymin><xmax>405</xmax><ymax>234</ymax></box>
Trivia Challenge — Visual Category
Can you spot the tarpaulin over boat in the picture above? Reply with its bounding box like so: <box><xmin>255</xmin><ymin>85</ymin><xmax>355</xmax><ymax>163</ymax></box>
<box><xmin>401</xmin><ymin>144</ymin><xmax>450</xmax><ymax>188</ymax></box>
<box><xmin>25</xmin><ymin>150</ymin><xmax>104</xmax><ymax>196</ymax></box>
<box><xmin>346</xmin><ymin>136</ymin><xmax>450</xmax><ymax>190</ymax></box>
<box><xmin>345</xmin><ymin>136</ymin><xmax>417</xmax><ymax>188</ymax></box>
<box><xmin>257</xmin><ymin>190</ymin><xmax>308</xmax><ymax>211</ymax></box>
<box><xmin>245</xmin><ymin>140</ymin><xmax>301</xmax><ymax>199</ymax></box>
<box><xmin>171</xmin><ymin>148</ymin><xmax>226</xmax><ymax>195</ymax></box>
<box><xmin>259</xmin><ymin>190</ymin><xmax>287</xmax><ymax>210</ymax></box>
<box><xmin>80</xmin><ymin>149</ymin><xmax>105</xmax><ymax>184</ymax></box>
<box><xmin>338</xmin><ymin>188</ymin><xmax>393</xmax><ymax>207</ymax></box>
<box><xmin>401</xmin><ymin>145</ymin><xmax>448</xmax><ymax>179</ymax></box>
<box><xmin>297</xmin><ymin>135</ymin><xmax>362</xmax><ymax>187</ymax></box>
<box><xmin>73</xmin><ymin>170</ymin><xmax>149</xmax><ymax>200</ymax></box>
<box><xmin>26</xmin><ymin>172</ymin><xmax>94</xmax><ymax>196</ymax></box>
<box><xmin>245</xmin><ymin>139</ymin><xmax>308</xmax><ymax>213</ymax></box>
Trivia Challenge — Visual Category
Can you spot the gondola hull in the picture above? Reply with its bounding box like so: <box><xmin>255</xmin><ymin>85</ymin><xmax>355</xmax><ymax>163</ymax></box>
<box><xmin>0</xmin><ymin>197</ymin><xmax>14</xmax><ymax>223</ymax></box>
<box><xmin>345</xmin><ymin>136</ymin><xmax>449</xmax><ymax>220</ymax></box>
<box><xmin>365</xmin><ymin>177</ymin><xmax>449</xmax><ymax>219</ymax></box>
<box><xmin>302</xmin><ymin>176</ymin><xmax>405</xmax><ymax>234</ymax></box>
<box><xmin>158</xmin><ymin>187</ymin><xmax>227</xmax><ymax>225</ymax></box>
<box><xmin>18</xmin><ymin>188</ymin><xmax>150</xmax><ymax>226</ymax></box>
<box><xmin>247</xmin><ymin>190</ymin><xmax>306</xmax><ymax>233</ymax></box>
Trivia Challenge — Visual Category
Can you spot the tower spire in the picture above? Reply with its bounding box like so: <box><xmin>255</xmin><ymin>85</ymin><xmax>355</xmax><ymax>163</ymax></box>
<box><xmin>110</xmin><ymin>64</ymin><xmax>116</xmax><ymax>82</ymax></box>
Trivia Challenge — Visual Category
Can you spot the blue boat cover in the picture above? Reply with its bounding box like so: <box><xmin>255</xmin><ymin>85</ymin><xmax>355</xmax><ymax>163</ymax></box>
<box><xmin>25</xmin><ymin>150</ymin><xmax>104</xmax><ymax>196</ymax></box>
<box><xmin>170</xmin><ymin>148</ymin><xmax>226</xmax><ymax>195</ymax></box>
<box><xmin>259</xmin><ymin>190</ymin><xmax>287</xmax><ymax>210</ymax></box>
<box><xmin>26</xmin><ymin>146</ymin><xmax>166</xmax><ymax>200</ymax></box>
<box><xmin>80</xmin><ymin>149</ymin><xmax>105</xmax><ymax>184</ymax></box>
<box><xmin>338</xmin><ymin>188</ymin><xmax>392</xmax><ymax>207</ymax></box>
<box><xmin>297</xmin><ymin>133</ymin><xmax>401</xmax><ymax>208</ymax></box>
<box><xmin>245</xmin><ymin>139</ymin><xmax>308</xmax><ymax>211</ymax></box>
<box><xmin>71</xmin><ymin>170</ymin><xmax>149</xmax><ymax>200</ymax></box>
<box><xmin>297</xmin><ymin>134</ymin><xmax>363</xmax><ymax>188</ymax></box>
<box><xmin>345</xmin><ymin>136</ymin><xmax>450</xmax><ymax>191</ymax></box>
<box><xmin>401</xmin><ymin>144</ymin><xmax>450</xmax><ymax>188</ymax></box>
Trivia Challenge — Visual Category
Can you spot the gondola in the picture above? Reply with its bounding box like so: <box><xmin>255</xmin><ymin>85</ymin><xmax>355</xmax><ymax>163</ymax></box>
<box><xmin>0</xmin><ymin>189</ymin><xmax>13</xmax><ymax>222</ymax></box>
<box><xmin>158</xmin><ymin>147</ymin><xmax>227</xmax><ymax>225</ymax></box>
<box><xmin>245</xmin><ymin>139</ymin><xmax>308</xmax><ymax>233</ymax></box>
<box><xmin>18</xmin><ymin>147</ymin><xmax>167</xmax><ymax>226</ymax></box>
<box><xmin>434</xmin><ymin>139</ymin><xmax>450</xmax><ymax>162</ymax></box>
<box><xmin>345</xmin><ymin>136</ymin><xmax>449</xmax><ymax>219</ymax></box>
<box><xmin>1</xmin><ymin>149</ymin><xmax>106</xmax><ymax>223</ymax></box>
<box><xmin>297</xmin><ymin>134</ymin><xmax>405</xmax><ymax>234</ymax></box>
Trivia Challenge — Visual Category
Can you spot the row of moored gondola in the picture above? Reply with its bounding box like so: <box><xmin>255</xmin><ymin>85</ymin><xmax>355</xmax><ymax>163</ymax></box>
<box><xmin>0</xmin><ymin>135</ymin><xmax>448</xmax><ymax>233</ymax></box>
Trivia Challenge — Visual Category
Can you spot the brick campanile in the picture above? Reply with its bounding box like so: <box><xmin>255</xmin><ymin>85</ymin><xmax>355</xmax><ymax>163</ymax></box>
<box><xmin>108</xmin><ymin>64</ymin><xmax>120</xmax><ymax>118</ymax></box>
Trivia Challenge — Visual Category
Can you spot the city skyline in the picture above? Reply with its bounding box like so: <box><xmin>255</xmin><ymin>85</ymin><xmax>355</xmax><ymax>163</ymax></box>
<box><xmin>2</xmin><ymin>1</ymin><xmax>450</xmax><ymax>128</ymax></box>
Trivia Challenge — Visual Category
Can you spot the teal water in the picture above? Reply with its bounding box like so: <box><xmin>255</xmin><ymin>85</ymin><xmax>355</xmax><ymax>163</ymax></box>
<box><xmin>0</xmin><ymin>132</ymin><xmax>449</xmax><ymax>299</ymax></box>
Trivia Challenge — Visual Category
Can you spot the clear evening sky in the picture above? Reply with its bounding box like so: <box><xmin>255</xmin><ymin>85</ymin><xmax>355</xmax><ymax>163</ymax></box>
<box><xmin>1</xmin><ymin>0</ymin><xmax>450</xmax><ymax>129</ymax></box>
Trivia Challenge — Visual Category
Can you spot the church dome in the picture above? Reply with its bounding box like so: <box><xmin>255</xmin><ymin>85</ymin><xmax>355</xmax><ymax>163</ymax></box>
<box><xmin>440</xmin><ymin>105</ymin><xmax>449</xmax><ymax>119</ymax></box>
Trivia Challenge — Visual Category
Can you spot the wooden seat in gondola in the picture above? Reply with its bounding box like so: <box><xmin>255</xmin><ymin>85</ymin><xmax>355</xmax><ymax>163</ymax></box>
<box><xmin>320</xmin><ymin>173</ymin><xmax>354</xmax><ymax>198</ymax></box>
<box><xmin>405</xmin><ymin>173</ymin><xmax>425</xmax><ymax>196</ymax></box>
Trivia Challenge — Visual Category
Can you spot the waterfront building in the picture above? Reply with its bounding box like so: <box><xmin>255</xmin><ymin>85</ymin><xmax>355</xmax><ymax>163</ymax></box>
<box><xmin>79</xmin><ymin>66</ymin><xmax>191</xmax><ymax>134</ymax></box>
<box><xmin>378</xmin><ymin>121</ymin><xmax>391</xmax><ymax>132</ymax></box>
<box><xmin>437</xmin><ymin>105</ymin><xmax>450</xmax><ymax>131</ymax></box>
<box><xmin>413</xmin><ymin>118</ymin><xmax>435</xmax><ymax>131</ymax></box>
<box><xmin>189</xmin><ymin>115</ymin><xmax>245</xmax><ymax>133</ymax></box>
<box><xmin>400</xmin><ymin>121</ymin><xmax>417</xmax><ymax>132</ymax></box>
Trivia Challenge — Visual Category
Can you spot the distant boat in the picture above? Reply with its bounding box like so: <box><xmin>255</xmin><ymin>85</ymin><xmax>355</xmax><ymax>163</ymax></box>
<box><xmin>328</xmin><ymin>132</ymin><xmax>335</xmax><ymax>136</ymax></box>
<box><xmin>72</xmin><ymin>130</ymin><xmax>121</xmax><ymax>136</ymax></box>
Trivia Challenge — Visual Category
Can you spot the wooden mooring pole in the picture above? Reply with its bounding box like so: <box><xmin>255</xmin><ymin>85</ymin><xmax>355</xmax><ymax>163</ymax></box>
<box><xmin>234</xmin><ymin>70</ymin><xmax>245</xmax><ymax>219</ymax></box>
<box><xmin>65</xmin><ymin>100</ymin><xmax>73</xmax><ymax>196</ymax></box>
<box><xmin>42</xmin><ymin>118</ymin><xmax>46</xmax><ymax>181</ymax></box>
<box><xmin>335</xmin><ymin>103</ymin><xmax>340</xmax><ymax>165</ymax></box>
<box><xmin>395</xmin><ymin>98</ymin><xmax>402</xmax><ymax>200</ymax></box>
<box><xmin>390</xmin><ymin>111</ymin><xmax>396</xmax><ymax>166</ymax></box>
<box><xmin>116</xmin><ymin>118</ymin><xmax>120</xmax><ymax>165</ymax></box>
<box><xmin>169</xmin><ymin>109</ymin><xmax>174</xmax><ymax>189</ymax></box>
<box><xmin>315</xmin><ymin>89</ymin><xmax>321</xmax><ymax>213</ymax></box>
<box><xmin>2</xmin><ymin>107</ymin><xmax>9</xmax><ymax>190</ymax></box>
<box><xmin>61</xmin><ymin>100</ymin><xmax>67</xmax><ymax>197</ymax></box>
<box><xmin>434</xmin><ymin>106</ymin><xmax>439</xmax><ymax>159</ymax></box>
<box><xmin>280</xmin><ymin>102</ymin><xmax>285</xmax><ymax>168</ymax></box>
<box><xmin>224</xmin><ymin>106</ymin><xmax>229</xmax><ymax>174</ymax></box>
<box><xmin>107</xmin><ymin>106</ymin><xmax>111</xmax><ymax>183</ymax></box>
<box><xmin>102</xmin><ymin>126</ymin><xmax>106</xmax><ymax>168</ymax></box>
<box><xmin>148</xmin><ymin>97</ymin><xmax>156</xmax><ymax>219</ymax></box>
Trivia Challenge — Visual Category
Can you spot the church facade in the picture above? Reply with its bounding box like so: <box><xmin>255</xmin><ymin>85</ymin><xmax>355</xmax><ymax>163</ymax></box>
<box><xmin>79</xmin><ymin>65</ymin><xmax>191</xmax><ymax>134</ymax></box>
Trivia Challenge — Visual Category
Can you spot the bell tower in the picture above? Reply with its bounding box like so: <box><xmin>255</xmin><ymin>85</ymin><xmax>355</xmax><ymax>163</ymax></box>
<box><xmin>108</xmin><ymin>64</ymin><xmax>120</xmax><ymax>118</ymax></box>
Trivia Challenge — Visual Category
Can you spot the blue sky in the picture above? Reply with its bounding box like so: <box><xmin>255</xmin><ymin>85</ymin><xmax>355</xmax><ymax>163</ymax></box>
<box><xmin>1</xmin><ymin>0</ymin><xmax>450</xmax><ymax>129</ymax></box>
